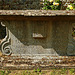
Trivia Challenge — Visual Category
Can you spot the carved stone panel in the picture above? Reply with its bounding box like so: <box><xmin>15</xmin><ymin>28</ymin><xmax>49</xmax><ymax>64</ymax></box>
<box><xmin>1</xmin><ymin>20</ymin><xmax>74</xmax><ymax>56</ymax></box>
<box><xmin>1</xmin><ymin>21</ymin><xmax>57</xmax><ymax>55</ymax></box>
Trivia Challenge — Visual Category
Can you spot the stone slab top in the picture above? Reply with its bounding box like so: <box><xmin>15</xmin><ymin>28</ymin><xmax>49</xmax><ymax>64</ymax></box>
<box><xmin>0</xmin><ymin>10</ymin><xmax>75</xmax><ymax>16</ymax></box>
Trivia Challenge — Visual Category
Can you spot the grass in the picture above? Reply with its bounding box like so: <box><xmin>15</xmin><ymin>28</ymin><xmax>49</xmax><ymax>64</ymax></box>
<box><xmin>69</xmin><ymin>69</ymin><xmax>75</xmax><ymax>75</ymax></box>
<box><xmin>0</xmin><ymin>68</ymin><xmax>75</xmax><ymax>75</ymax></box>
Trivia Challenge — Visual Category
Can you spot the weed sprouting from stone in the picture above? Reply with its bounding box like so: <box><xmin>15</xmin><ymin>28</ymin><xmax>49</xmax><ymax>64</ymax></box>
<box><xmin>0</xmin><ymin>70</ymin><xmax>11</xmax><ymax>75</ymax></box>
<box><xmin>0</xmin><ymin>70</ymin><xmax>5</xmax><ymax>75</ymax></box>
<box><xmin>69</xmin><ymin>69</ymin><xmax>75</xmax><ymax>74</ymax></box>
<box><xmin>60</xmin><ymin>68</ymin><xmax>67</xmax><ymax>74</ymax></box>
<box><xmin>0</xmin><ymin>69</ymin><xmax>75</xmax><ymax>75</ymax></box>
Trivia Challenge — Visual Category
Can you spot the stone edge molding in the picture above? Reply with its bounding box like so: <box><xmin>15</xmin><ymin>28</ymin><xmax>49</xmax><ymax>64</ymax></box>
<box><xmin>0</xmin><ymin>10</ymin><xmax>74</xmax><ymax>16</ymax></box>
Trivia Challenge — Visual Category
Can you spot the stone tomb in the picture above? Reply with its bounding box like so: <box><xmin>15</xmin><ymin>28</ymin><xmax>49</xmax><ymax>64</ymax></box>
<box><xmin>0</xmin><ymin>10</ymin><xmax>75</xmax><ymax>58</ymax></box>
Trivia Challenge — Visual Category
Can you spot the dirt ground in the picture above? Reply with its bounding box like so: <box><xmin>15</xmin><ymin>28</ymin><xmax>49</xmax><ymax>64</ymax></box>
<box><xmin>0</xmin><ymin>69</ymin><xmax>75</xmax><ymax>75</ymax></box>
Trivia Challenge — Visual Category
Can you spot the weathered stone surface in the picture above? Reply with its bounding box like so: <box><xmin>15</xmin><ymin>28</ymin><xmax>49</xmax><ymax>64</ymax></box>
<box><xmin>0</xmin><ymin>10</ymin><xmax>74</xmax><ymax>16</ymax></box>
<box><xmin>0</xmin><ymin>55</ymin><xmax>75</xmax><ymax>69</ymax></box>
<box><xmin>1</xmin><ymin>18</ymin><xmax>75</xmax><ymax>56</ymax></box>
<box><xmin>0</xmin><ymin>0</ymin><xmax>74</xmax><ymax>10</ymax></box>
<box><xmin>0</xmin><ymin>23</ymin><xmax>6</xmax><ymax>39</ymax></box>
<box><xmin>0</xmin><ymin>10</ymin><xmax>75</xmax><ymax>69</ymax></box>
<box><xmin>52</xmin><ymin>21</ymin><xmax>70</xmax><ymax>56</ymax></box>
<box><xmin>0</xmin><ymin>0</ymin><xmax>40</xmax><ymax>10</ymax></box>
<box><xmin>1</xmin><ymin>20</ymin><xmax>55</xmax><ymax>55</ymax></box>
<box><xmin>67</xmin><ymin>23</ymin><xmax>75</xmax><ymax>55</ymax></box>
<box><xmin>0</xmin><ymin>51</ymin><xmax>2</xmax><ymax>56</ymax></box>
<box><xmin>0</xmin><ymin>12</ymin><xmax>75</xmax><ymax>56</ymax></box>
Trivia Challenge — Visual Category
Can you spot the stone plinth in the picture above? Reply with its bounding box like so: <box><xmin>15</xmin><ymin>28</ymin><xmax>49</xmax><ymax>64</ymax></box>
<box><xmin>0</xmin><ymin>10</ymin><xmax>75</xmax><ymax>61</ymax></box>
<box><xmin>0</xmin><ymin>10</ymin><xmax>75</xmax><ymax>69</ymax></box>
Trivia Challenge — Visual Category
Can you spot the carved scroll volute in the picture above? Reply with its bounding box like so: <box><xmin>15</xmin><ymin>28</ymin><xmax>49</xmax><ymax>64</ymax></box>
<box><xmin>0</xmin><ymin>21</ymin><xmax>12</xmax><ymax>55</ymax></box>
<box><xmin>67</xmin><ymin>23</ymin><xmax>75</xmax><ymax>55</ymax></box>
